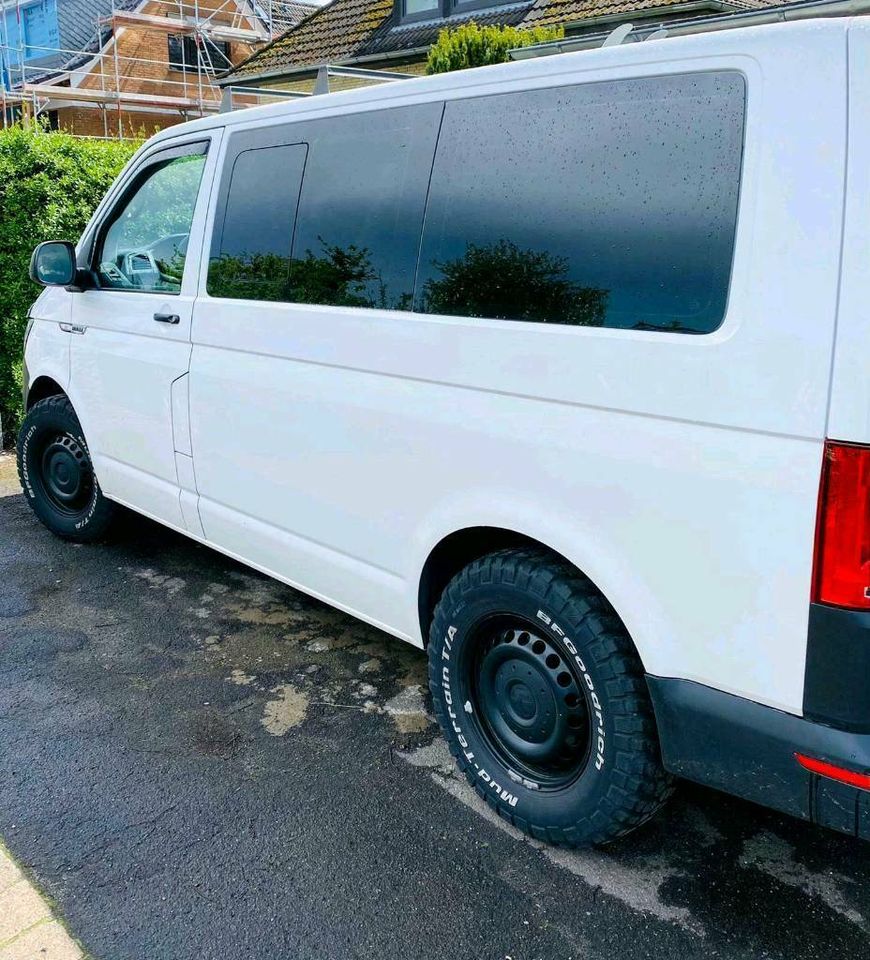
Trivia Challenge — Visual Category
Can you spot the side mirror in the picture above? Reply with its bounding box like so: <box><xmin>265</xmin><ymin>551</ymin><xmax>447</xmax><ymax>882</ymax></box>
<box><xmin>29</xmin><ymin>241</ymin><xmax>78</xmax><ymax>288</ymax></box>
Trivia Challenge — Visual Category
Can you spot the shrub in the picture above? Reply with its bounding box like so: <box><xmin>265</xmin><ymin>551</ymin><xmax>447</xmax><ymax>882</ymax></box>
<box><xmin>426</xmin><ymin>22</ymin><xmax>564</xmax><ymax>74</ymax></box>
<box><xmin>0</xmin><ymin>125</ymin><xmax>138</xmax><ymax>445</ymax></box>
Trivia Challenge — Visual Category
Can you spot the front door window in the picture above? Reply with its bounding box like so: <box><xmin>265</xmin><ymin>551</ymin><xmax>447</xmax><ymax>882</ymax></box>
<box><xmin>95</xmin><ymin>149</ymin><xmax>207</xmax><ymax>294</ymax></box>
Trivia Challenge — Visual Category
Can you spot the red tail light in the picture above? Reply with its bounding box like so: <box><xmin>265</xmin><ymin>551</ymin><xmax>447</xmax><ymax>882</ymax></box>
<box><xmin>812</xmin><ymin>441</ymin><xmax>870</xmax><ymax>609</ymax></box>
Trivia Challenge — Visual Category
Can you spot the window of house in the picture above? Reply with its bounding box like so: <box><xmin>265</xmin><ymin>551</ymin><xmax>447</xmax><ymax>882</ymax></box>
<box><xmin>415</xmin><ymin>72</ymin><xmax>746</xmax><ymax>333</ymax></box>
<box><xmin>402</xmin><ymin>0</ymin><xmax>439</xmax><ymax>18</ymax></box>
<box><xmin>397</xmin><ymin>0</ymin><xmax>515</xmax><ymax>24</ymax></box>
<box><xmin>95</xmin><ymin>146</ymin><xmax>207</xmax><ymax>293</ymax></box>
<box><xmin>168</xmin><ymin>34</ymin><xmax>231</xmax><ymax>72</ymax></box>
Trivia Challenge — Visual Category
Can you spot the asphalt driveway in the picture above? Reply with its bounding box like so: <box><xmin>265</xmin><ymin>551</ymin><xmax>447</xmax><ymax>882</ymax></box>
<box><xmin>1</xmin><ymin>451</ymin><xmax>868</xmax><ymax>960</ymax></box>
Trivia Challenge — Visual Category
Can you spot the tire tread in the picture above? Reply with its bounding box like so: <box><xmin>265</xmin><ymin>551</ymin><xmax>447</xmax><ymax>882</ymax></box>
<box><xmin>16</xmin><ymin>395</ymin><xmax>116</xmax><ymax>543</ymax></box>
<box><xmin>428</xmin><ymin>547</ymin><xmax>674</xmax><ymax>847</ymax></box>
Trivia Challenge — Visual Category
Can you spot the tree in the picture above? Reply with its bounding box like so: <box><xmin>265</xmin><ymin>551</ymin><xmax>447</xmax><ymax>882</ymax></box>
<box><xmin>421</xmin><ymin>239</ymin><xmax>607</xmax><ymax>326</ymax></box>
<box><xmin>208</xmin><ymin>239</ymin><xmax>413</xmax><ymax>310</ymax></box>
<box><xmin>426</xmin><ymin>23</ymin><xmax>564</xmax><ymax>75</ymax></box>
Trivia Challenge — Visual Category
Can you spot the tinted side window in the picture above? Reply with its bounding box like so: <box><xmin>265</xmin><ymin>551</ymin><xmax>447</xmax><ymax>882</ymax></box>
<box><xmin>208</xmin><ymin>142</ymin><xmax>307</xmax><ymax>301</ymax></box>
<box><xmin>416</xmin><ymin>73</ymin><xmax>745</xmax><ymax>334</ymax></box>
<box><xmin>209</xmin><ymin>105</ymin><xmax>441</xmax><ymax>309</ymax></box>
<box><xmin>290</xmin><ymin>103</ymin><xmax>442</xmax><ymax>310</ymax></box>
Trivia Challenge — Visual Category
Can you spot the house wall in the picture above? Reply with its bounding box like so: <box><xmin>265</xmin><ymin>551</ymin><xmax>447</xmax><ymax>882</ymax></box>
<box><xmin>1</xmin><ymin>0</ymin><xmax>63</xmax><ymax>81</ymax></box>
<box><xmin>56</xmin><ymin>103</ymin><xmax>188</xmax><ymax>137</ymax></box>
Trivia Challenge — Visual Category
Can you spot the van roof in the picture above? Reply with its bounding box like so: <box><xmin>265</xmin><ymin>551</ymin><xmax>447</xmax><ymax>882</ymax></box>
<box><xmin>147</xmin><ymin>15</ymin><xmax>851</xmax><ymax>146</ymax></box>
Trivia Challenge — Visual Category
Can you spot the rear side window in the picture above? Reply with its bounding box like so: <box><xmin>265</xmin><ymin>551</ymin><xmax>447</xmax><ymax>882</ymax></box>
<box><xmin>208</xmin><ymin>103</ymin><xmax>441</xmax><ymax>308</ymax></box>
<box><xmin>208</xmin><ymin>143</ymin><xmax>307</xmax><ymax>301</ymax></box>
<box><xmin>291</xmin><ymin>103</ymin><xmax>441</xmax><ymax>310</ymax></box>
<box><xmin>416</xmin><ymin>72</ymin><xmax>745</xmax><ymax>333</ymax></box>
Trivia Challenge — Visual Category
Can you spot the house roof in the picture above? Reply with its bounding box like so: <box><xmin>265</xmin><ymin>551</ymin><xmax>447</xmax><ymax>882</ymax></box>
<box><xmin>66</xmin><ymin>0</ymin><xmax>141</xmax><ymax>55</ymax></box>
<box><xmin>271</xmin><ymin>0</ymin><xmax>321</xmax><ymax>27</ymax></box>
<box><xmin>223</xmin><ymin>0</ymin><xmax>794</xmax><ymax>81</ymax></box>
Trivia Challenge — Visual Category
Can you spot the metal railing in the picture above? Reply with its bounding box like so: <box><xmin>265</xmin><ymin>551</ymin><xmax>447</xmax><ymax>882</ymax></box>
<box><xmin>219</xmin><ymin>66</ymin><xmax>418</xmax><ymax>112</ymax></box>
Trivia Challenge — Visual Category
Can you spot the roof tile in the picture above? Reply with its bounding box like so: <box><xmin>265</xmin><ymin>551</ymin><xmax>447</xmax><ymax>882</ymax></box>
<box><xmin>227</xmin><ymin>0</ymin><xmax>804</xmax><ymax>80</ymax></box>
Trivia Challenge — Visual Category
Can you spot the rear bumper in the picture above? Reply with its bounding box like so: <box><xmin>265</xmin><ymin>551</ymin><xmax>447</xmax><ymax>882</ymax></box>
<box><xmin>647</xmin><ymin>676</ymin><xmax>870</xmax><ymax>840</ymax></box>
<box><xmin>804</xmin><ymin>602</ymin><xmax>870</xmax><ymax>732</ymax></box>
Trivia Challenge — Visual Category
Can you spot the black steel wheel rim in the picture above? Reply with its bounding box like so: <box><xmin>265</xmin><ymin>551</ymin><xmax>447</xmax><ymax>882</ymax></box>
<box><xmin>465</xmin><ymin>616</ymin><xmax>592</xmax><ymax>789</ymax></box>
<box><xmin>37</xmin><ymin>432</ymin><xmax>93</xmax><ymax>515</ymax></box>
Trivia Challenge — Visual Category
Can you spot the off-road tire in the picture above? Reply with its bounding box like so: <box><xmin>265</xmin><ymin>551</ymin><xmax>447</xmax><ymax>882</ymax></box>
<box><xmin>17</xmin><ymin>395</ymin><xmax>116</xmax><ymax>542</ymax></box>
<box><xmin>428</xmin><ymin>548</ymin><xmax>673</xmax><ymax>847</ymax></box>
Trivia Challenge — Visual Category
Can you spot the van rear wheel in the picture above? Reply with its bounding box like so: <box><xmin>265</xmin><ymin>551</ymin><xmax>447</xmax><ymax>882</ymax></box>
<box><xmin>427</xmin><ymin>548</ymin><xmax>673</xmax><ymax>846</ymax></box>
<box><xmin>17</xmin><ymin>396</ymin><xmax>116</xmax><ymax>542</ymax></box>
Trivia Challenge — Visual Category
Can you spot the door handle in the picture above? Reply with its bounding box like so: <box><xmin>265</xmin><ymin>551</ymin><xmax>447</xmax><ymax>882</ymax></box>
<box><xmin>154</xmin><ymin>312</ymin><xmax>180</xmax><ymax>324</ymax></box>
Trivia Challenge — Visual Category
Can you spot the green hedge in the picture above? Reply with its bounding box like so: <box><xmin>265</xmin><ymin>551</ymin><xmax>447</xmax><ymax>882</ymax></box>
<box><xmin>426</xmin><ymin>22</ymin><xmax>564</xmax><ymax>74</ymax></box>
<box><xmin>0</xmin><ymin>125</ymin><xmax>137</xmax><ymax>445</ymax></box>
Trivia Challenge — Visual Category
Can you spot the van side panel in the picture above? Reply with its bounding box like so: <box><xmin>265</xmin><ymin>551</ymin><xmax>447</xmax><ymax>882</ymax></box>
<box><xmin>191</xmin><ymin>342</ymin><xmax>824</xmax><ymax>713</ymax></box>
<box><xmin>827</xmin><ymin>20</ymin><xmax>870</xmax><ymax>444</ymax></box>
<box><xmin>189</xmin><ymin>26</ymin><xmax>847</xmax><ymax>716</ymax></box>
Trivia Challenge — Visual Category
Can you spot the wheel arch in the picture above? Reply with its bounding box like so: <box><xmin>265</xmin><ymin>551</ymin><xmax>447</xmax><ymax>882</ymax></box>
<box><xmin>417</xmin><ymin>525</ymin><xmax>645</xmax><ymax>670</ymax></box>
<box><xmin>23</xmin><ymin>369</ymin><xmax>93</xmax><ymax>449</ymax></box>
<box><xmin>25</xmin><ymin>375</ymin><xmax>67</xmax><ymax>410</ymax></box>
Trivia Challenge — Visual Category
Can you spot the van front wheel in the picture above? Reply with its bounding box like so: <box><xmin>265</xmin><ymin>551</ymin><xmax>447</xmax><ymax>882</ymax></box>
<box><xmin>17</xmin><ymin>396</ymin><xmax>116</xmax><ymax>542</ymax></box>
<box><xmin>427</xmin><ymin>548</ymin><xmax>673</xmax><ymax>846</ymax></box>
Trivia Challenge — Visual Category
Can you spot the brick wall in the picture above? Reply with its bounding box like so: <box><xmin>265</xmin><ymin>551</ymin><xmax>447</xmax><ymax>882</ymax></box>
<box><xmin>55</xmin><ymin>105</ymin><xmax>188</xmax><ymax>138</ymax></box>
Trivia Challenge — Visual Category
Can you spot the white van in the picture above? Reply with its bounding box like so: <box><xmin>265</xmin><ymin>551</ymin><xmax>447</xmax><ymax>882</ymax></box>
<box><xmin>19</xmin><ymin>16</ymin><xmax>870</xmax><ymax>846</ymax></box>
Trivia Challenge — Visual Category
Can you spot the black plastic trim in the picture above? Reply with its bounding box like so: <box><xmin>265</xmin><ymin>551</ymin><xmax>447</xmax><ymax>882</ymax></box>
<box><xmin>804</xmin><ymin>602</ymin><xmax>870</xmax><ymax>732</ymax></box>
<box><xmin>647</xmin><ymin>676</ymin><xmax>870</xmax><ymax>840</ymax></box>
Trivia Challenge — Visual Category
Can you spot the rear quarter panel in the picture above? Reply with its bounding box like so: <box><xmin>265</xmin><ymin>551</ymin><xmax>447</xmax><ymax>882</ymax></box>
<box><xmin>827</xmin><ymin>19</ymin><xmax>870</xmax><ymax>443</ymax></box>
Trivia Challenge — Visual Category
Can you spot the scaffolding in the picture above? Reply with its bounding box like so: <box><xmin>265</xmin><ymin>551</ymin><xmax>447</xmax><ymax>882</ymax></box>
<box><xmin>0</xmin><ymin>0</ymin><xmax>303</xmax><ymax>137</ymax></box>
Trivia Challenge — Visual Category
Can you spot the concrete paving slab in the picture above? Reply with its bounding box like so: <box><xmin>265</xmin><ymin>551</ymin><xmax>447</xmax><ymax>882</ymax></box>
<box><xmin>0</xmin><ymin>846</ymin><xmax>82</xmax><ymax>960</ymax></box>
